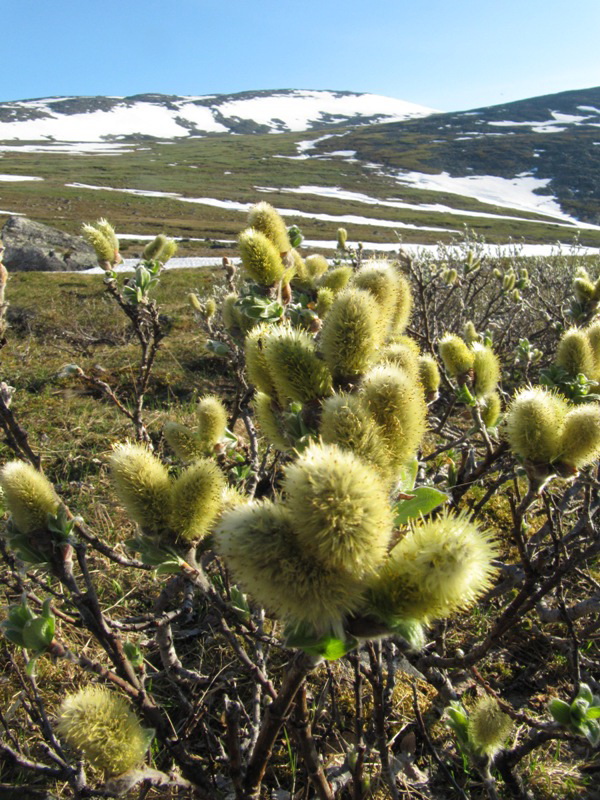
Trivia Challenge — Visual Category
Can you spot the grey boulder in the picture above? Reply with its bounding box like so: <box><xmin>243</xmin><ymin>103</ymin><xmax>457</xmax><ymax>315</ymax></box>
<box><xmin>1</xmin><ymin>216</ymin><xmax>97</xmax><ymax>271</ymax></box>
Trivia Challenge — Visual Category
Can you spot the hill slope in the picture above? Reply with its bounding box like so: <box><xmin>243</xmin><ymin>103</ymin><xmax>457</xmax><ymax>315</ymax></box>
<box><xmin>0</xmin><ymin>86</ymin><xmax>599</xmax><ymax>252</ymax></box>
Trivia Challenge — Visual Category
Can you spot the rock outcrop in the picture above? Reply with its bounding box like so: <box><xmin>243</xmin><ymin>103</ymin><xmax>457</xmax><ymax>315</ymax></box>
<box><xmin>1</xmin><ymin>216</ymin><xmax>97</xmax><ymax>271</ymax></box>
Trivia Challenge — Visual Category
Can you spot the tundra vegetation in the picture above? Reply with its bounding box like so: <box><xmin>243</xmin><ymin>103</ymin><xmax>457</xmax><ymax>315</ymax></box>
<box><xmin>0</xmin><ymin>207</ymin><xmax>599</xmax><ymax>800</ymax></box>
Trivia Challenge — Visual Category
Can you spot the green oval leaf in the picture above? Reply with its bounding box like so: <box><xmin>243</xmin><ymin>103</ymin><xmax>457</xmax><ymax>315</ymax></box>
<box><xmin>394</xmin><ymin>486</ymin><xmax>448</xmax><ymax>525</ymax></box>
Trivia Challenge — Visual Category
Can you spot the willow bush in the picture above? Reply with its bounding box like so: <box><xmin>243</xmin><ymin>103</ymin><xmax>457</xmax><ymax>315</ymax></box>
<box><xmin>0</xmin><ymin>209</ymin><xmax>599</xmax><ymax>800</ymax></box>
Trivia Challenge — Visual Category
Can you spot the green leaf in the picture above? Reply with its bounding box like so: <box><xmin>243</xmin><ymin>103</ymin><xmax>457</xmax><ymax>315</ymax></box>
<box><xmin>577</xmin><ymin>683</ymin><xmax>594</xmax><ymax>704</ymax></box>
<box><xmin>154</xmin><ymin>560</ymin><xmax>184</xmax><ymax>575</ymax></box>
<box><xmin>393</xmin><ymin>487</ymin><xmax>448</xmax><ymax>525</ymax></box>
<box><xmin>22</xmin><ymin>616</ymin><xmax>55</xmax><ymax>652</ymax></box>
<box><xmin>1</xmin><ymin>624</ymin><xmax>26</xmax><ymax>647</ymax></box>
<box><xmin>397</xmin><ymin>457</ymin><xmax>419</xmax><ymax>493</ymax></box>
<box><xmin>230</xmin><ymin>585</ymin><xmax>251</xmax><ymax>621</ymax></box>
<box><xmin>585</xmin><ymin>706</ymin><xmax>600</xmax><ymax>719</ymax></box>
<box><xmin>284</xmin><ymin>623</ymin><xmax>357</xmax><ymax>660</ymax></box>
<box><xmin>580</xmin><ymin>719</ymin><xmax>600</xmax><ymax>746</ymax></box>
<box><xmin>548</xmin><ymin>698</ymin><xmax>573</xmax><ymax>726</ymax></box>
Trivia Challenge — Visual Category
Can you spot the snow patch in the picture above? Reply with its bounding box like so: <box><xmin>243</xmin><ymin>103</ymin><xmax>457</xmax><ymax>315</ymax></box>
<box><xmin>216</xmin><ymin>90</ymin><xmax>436</xmax><ymax>133</ymax></box>
<box><xmin>254</xmin><ymin>184</ymin><xmax>590</xmax><ymax>228</ymax></box>
<box><xmin>0</xmin><ymin>174</ymin><xmax>43</xmax><ymax>181</ymax></box>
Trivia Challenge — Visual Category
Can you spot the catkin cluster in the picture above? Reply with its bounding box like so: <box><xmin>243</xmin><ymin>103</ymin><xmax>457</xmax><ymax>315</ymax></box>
<box><xmin>110</xmin><ymin>442</ymin><xmax>226</xmax><ymax>545</ymax></box>
<box><xmin>555</xmin><ymin>321</ymin><xmax>600</xmax><ymax>381</ymax></box>
<box><xmin>216</xmin><ymin>443</ymin><xmax>497</xmax><ymax>637</ymax></box>
<box><xmin>505</xmin><ymin>386</ymin><xmax>600</xmax><ymax>475</ymax></box>
<box><xmin>241</xmin><ymin>251</ymin><xmax>434</xmax><ymax>485</ymax></box>
<box><xmin>438</xmin><ymin>331</ymin><xmax>502</xmax><ymax>427</ymax></box>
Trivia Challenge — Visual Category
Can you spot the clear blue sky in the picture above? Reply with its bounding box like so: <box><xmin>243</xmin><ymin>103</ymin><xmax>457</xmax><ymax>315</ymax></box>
<box><xmin>3</xmin><ymin>0</ymin><xmax>599</xmax><ymax>111</ymax></box>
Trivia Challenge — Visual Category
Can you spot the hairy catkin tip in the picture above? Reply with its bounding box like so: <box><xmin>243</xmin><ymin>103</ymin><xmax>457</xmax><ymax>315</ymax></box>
<box><xmin>468</xmin><ymin>696</ymin><xmax>513</xmax><ymax>758</ymax></box>
<box><xmin>504</xmin><ymin>387</ymin><xmax>569</xmax><ymax>465</ymax></box>
<box><xmin>110</xmin><ymin>443</ymin><xmax>172</xmax><ymax>533</ymax></box>
<box><xmin>368</xmin><ymin>510</ymin><xmax>498</xmax><ymax>625</ymax></box>
<box><xmin>248</xmin><ymin>201</ymin><xmax>291</xmax><ymax>253</ymax></box>
<box><xmin>282</xmin><ymin>442</ymin><xmax>393</xmax><ymax>576</ymax></box>
<box><xmin>56</xmin><ymin>686</ymin><xmax>153</xmax><ymax>776</ymax></box>
<box><xmin>0</xmin><ymin>461</ymin><xmax>59</xmax><ymax>535</ymax></box>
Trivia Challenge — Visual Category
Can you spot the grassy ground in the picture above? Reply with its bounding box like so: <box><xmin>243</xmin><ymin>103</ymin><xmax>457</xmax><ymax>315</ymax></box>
<box><xmin>2</xmin><ymin>128</ymin><xmax>598</xmax><ymax>251</ymax></box>
<box><xmin>1</xmin><ymin>255</ymin><xmax>599</xmax><ymax>799</ymax></box>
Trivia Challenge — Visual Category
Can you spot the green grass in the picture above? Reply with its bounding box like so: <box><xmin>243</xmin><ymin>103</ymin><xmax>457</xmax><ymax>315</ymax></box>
<box><xmin>2</xmin><ymin>123</ymin><xmax>598</xmax><ymax>251</ymax></box>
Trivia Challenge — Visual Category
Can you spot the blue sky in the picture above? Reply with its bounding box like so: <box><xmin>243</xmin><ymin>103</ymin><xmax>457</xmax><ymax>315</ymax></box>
<box><xmin>3</xmin><ymin>0</ymin><xmax>599</xmax><ymax>111</ymax></box>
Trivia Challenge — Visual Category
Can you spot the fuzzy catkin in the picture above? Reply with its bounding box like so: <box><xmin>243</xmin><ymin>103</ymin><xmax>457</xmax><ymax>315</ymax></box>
<box><xmin>215</xmin><ymin>501</ymin><xmax>362</xmax><ymax>631</ymax></box>
<box><xmin>390</xmin><ymin>272</ymin><xmax>412</xmax><ymax>334</ymax></box>
<box><xmin>253</xmin><ymin>392</ymin><xmax>291</xmax><ymax>452</ymax></box>
<box><xmin>170</xmin><ymin>459</ymin><xmax>225</xmax><ymax>542</ymax></box>
<box><xmin>196</xmin><ymin>395</ymin><xmax>228</xmax><ymax>450</ymax></box>
<box><xmin>320</xmin><ymin>393</ymin><xmax>391</xmax><ymax>479</ymax></box>
<box><xmin>382</xmin><ymin>341</ymin><xmax>421</xmax><ymax>382</ymax></box>
<box><xmin>318</xmin><ymin>266</ymin><xmax>353</xmax><ymax>294</ymax></box>
<box><xmin>263</xmin><ymin>327</ymin><xmax>333</xmax><ymax>403</ymax></box>
<box><xmin>480</xmin><ymin>391</ymin><xmax>502</xmax><ymax>428</ymax></box>
<box><xmin>248</xmin><ymin>202</ymin><xmax>291</xmax><ymax>253</ymax></box>
<box><xmin>418</xmin><ymin>354</ymin><xmax>441</xmax><ymax>397</ymax></box>
<box><xmin>163</xmin><ymin>421</ymin><xmax>204</xmax><ymax>462</ymax></box>
<box><xmin>504</xmin><ymin>387</ymin><xmax>568</xmax><ymax>465</ymax></box>
<box><xmin>0</xmin><ymin>461</ymin><xmax>59</xmax><ymax>535</ymax></box>
<box><xmin>305</xmin><ymin>254</ymin><xmax>329</xmax><ymax>280</ymax></box>
<box><xmin>367</xmin><ymin>511</ymin><xmax>498</xmax><ymax>625</ymax></box>
<box><xmin>360</xmin><ymin>365</ymin><xmax>427</xmax><ymax>472</ymax></box>
<box><xmin>472</xmin><ymin>343</ymin><xmax>500</xmax><ymax>398</ymax></box>
<box><xmin>320</xmin><ymin>288</ymin><xmax>381</xmax><ymax>382</ymax></box>
<box><xmin>110</xmin><ymin>444</ymin><xmax>172</xmax><ymax>533</ymax></box>
<box><xmin>556</xmin><ymin>327</ymin><xmax>595</xmax><ymax>378</ymax></box>
<box><xmin>438</xmin><ymin>333</ymin><xmax>474</xmax><ymax>378</ymax></box>
<box><xmin>56</xmin><ymin>686</ymin><xmax>153</xmax><ymax>776</ymax></box>
<box><xmin>468</xmin><ymin>696</ymin><xmax>513</xmax><ymax>758</ymax></box>
<box><xmin>351</xmin><ymin>261</ymin><xmax>400</xmax><ymax>333</ymax></box>
<box><xmin>282</xmin><ymin>443</ymin><xmax>393</xmax><ymax>576</ymax></box>
<box><xmin>245</xmin><ymin>325</ymin><xmax>278</xmax><ymax>397</ymax></box>
<box><xmin>559</xmin><ymin>404</ymin><xmax>600</xmax><ymax>469</ymax></box>
<box><xmin>238</xmin><ymin>228</ymin><xmax>284</xmax><ymax>286</ymax></box>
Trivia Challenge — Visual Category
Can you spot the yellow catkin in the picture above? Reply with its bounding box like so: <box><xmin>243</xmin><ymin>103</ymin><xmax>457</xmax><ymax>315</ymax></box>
<box><xmin>0</xmin><ymin>461</ymin><xmax>59</xmax><ymax>534</ymax></box>
<box><xmin>504</xmin><ymin>387</ymin><xmax>568</xmax><ymax>465</ymax></box>
<box><xmin>248</xmin><ymin>202</ymin><xmax>291</xmax><ymax>253</ymax></box>
<box><xmin>282</xmin><ymin>443</ymin><xmax>393</xmax><ymax>576</ymax></box>
<box><xmin>56</xmin><ymin>686</ymin><xmax>153</xmax><ymax>776</ymax></box>
<box><xmin>109</xmin><ymin>443</ymin><xmax>172</xmax><ymax>533</ymax></box>
<box><xmin>367</xmin><ymin>510</ymin><xmax>498</xmax><ymax>625</ymax></box>
<box><xmin>215</xmin><ymin>501</ymin><xmax>362</xmax><ymax>632</ymax></box>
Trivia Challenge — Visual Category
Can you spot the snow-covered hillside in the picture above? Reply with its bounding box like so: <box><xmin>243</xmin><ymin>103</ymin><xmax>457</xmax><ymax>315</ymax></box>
<box><xmin>0</xmin><ymin>90</ymin><xmax>437</xmax><ymax>142</ymax></box>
